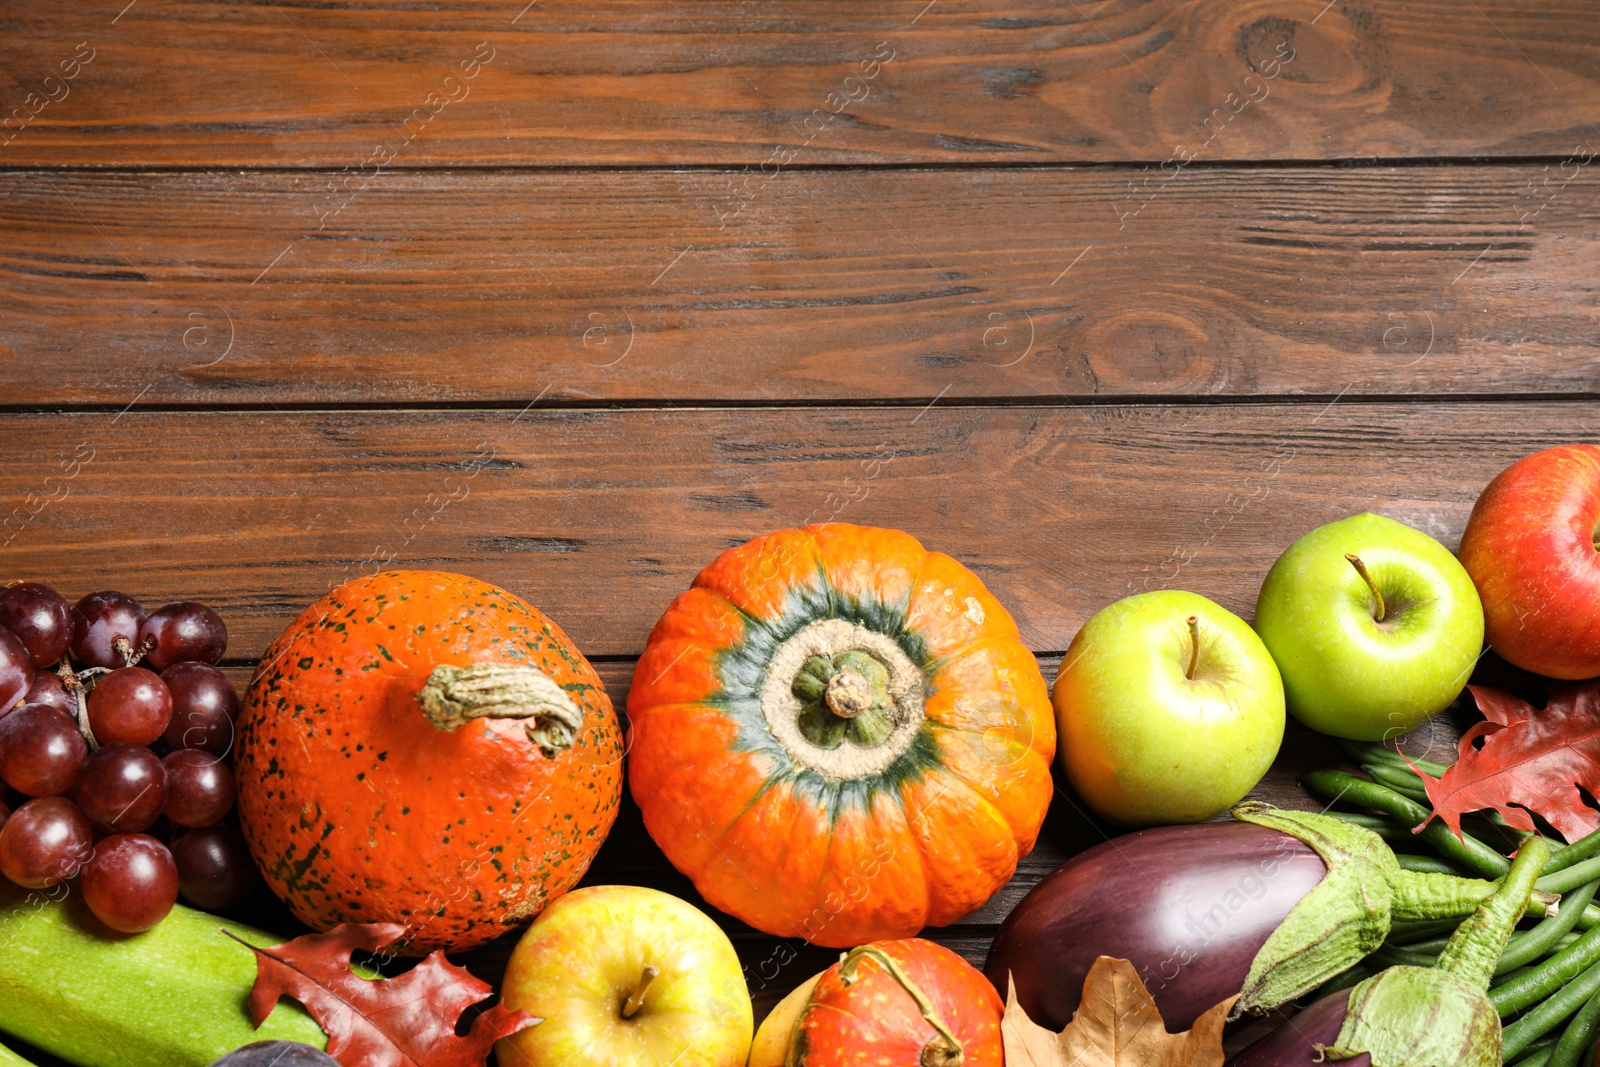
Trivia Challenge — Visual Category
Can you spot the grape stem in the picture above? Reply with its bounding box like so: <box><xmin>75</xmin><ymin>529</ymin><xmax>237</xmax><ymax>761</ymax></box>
<box><xmin>67</xmin><ymin>665</ymin><xmax>112</xmax><ymax>750</ymax></box>
<box><xmin>112</xmin><ymin>634</ymin><xmax>157</xmax><ymax>668</ymax></box>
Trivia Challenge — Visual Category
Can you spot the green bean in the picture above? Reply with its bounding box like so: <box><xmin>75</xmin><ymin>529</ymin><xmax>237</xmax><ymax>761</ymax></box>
<box><xmin>1395</xmin><ymin>853</ymin><xmax>1463</xmax><ymax>876</ymax></box>
<box><xmin>1542</xmin><ymin>859</ymin><xmax>1600</xmax><ymax>896</ymax></box>
<box><xmin>1339</xmin><ymin>740</ymin><xmax>1450</xmax><ymax>778</ymax></box>
<box><xmin>1550</xmin><ymin>827</ymin><xmax>1600</xmax><ymax>875</ymax></box>
<box><xmin>1401</xmin><ymin>933</ymin><xmax>1455</xmax><ymax>953</ymax></box>
<box><xmin>1302</xmin><ymin>770</ymin><xmax>1512</xmax><ymax>878</ymax></box>
<box><xmin>1388</xmin><ymin>917</ymin><xmax>1469</xmax><ymax>944</ymax></box>
<box><xmin>1493</xmin><ymin>923</ymin><xmax>1600</xmax><ymax>1017</ymax></box>
<box><xmin>1469</xmin><ymin>812</ymin><xmax>1534</xmax><ymax>849</ymax></box>
<box><xmin>1306</xmin><ymin>962</ymin><xmax>1376</xmax><ymax>1000</ymax></box>
<box><xmin>1363</xmin><ymin>762</ymin><xmax>1432</xmax><ymax>804</ymax></box>
<box><xmin>1373</xmin><ymin>943</ymin><xmax>1438</xmax><ymax>968</ymax></box>
<box><xmin>1501</xmin><ymin>881</ymin><xmax>1600</xmax><ymax>975</ymax></box>
<box><xmin>1321</xmin><ymin>809</ymin><xmax>1412</xmax><ymax>843</ymax></box>
<box><xmin>1500</xmin><ymin>962</ymin><xmax>1541</xmax><ymax>986</ymax></box>
<box><xmin>1548</xmin><ymin>980</ymin><xmax>1600</xmax><ymax>1067</ymax></box>
<box><xmin>1513</xmin><ymin>1036</ymin><xmax>1562</xmax><ymax>1067</ymax></box>
<box><xmin>1502</xmin><ymin>956</ymin><xmax>1600</xmax><ymax>1059</ymax></box>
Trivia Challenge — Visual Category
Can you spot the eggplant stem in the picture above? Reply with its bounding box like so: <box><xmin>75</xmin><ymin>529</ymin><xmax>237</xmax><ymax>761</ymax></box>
<box><xmin>1390</xmin><ymin>868</ymin><xmax>1516</xmax><ymax>923</ymax></box>
<box><xmin>1438</xmin><ymin>835</ymin><xmax>1551</xmax><ymax>990</ymax></box>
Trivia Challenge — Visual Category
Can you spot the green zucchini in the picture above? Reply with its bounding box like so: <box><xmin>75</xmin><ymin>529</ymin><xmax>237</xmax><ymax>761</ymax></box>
<box><xmin>0</xmin><ymin>883</ymin><xmax>327</xmax><ymax>1067</ymax></box>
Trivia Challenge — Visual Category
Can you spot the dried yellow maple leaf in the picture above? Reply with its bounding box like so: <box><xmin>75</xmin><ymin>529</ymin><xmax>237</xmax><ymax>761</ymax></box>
<box><xmin>1002</xmin><ymin>957</ymin><xmax>1236</xmax><ymax>1067</ymax></box>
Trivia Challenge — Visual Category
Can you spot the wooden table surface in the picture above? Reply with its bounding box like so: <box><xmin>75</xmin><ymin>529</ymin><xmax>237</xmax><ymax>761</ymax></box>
<box><xmin>2</xmin><ymin>1</ymin><xmax>1597</xmax><ymax>1060</ymax></box>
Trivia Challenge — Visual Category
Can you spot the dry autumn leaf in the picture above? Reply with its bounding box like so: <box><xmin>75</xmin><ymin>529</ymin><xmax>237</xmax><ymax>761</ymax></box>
<box><xmin>1002</xmin><ymin>957</ymin><xmax>1233</xmax><ymax>1067</ymax></box>
<box><xmin>1414</xmin><ymin>682</ymin><xmax>1600</xmax><ymax>842</ymax></box>
<box><xmin>230</xmin><ymin>922</ymin><xmax>538</xmax><ymax>1067</ymax></box>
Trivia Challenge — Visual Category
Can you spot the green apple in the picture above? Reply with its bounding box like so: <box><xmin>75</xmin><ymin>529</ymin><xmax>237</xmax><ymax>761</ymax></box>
<box><xmin>1054</xmin><ymin>590</ymin><xmax>1284</xmax><ymax>827</ymax></box>
<box><xmin>496</xmin><ymin>885</ymin><xmax>753</xmax><ymax>1067</ymax></box>
<box><xmin>1253</xmin><ymin>512</ymin><xmax>1484</xmax><ymax>741</ymax></box>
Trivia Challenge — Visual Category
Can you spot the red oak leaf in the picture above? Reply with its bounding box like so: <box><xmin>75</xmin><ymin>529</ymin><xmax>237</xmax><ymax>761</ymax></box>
<box><xmin>230</xmin><ymin>922</ymin><xmax>539</xmax><ymax>1067</ymax></box>
<box><xmin>1414</xmin><ymin>683</ymin><xmax>1600</xmax><ymax>842</ymax></box>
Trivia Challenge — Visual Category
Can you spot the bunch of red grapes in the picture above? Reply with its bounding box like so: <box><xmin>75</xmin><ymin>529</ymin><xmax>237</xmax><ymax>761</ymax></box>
<box><xmin>0</xmin><ymin>583</ymin><xmax>258</xmax><ymax>934</ymax></box>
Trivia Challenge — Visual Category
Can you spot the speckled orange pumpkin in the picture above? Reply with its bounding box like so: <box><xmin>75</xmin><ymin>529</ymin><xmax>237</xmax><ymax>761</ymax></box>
<box><xmin>762</xmin><ymin>939</ymin><xmax>1004</xmax><ymax>1067</ymax></box>
<box><xmin>235</xmin><ymin>570</ymin><xmax>623</xmax><ymax>954</ymax></box>
<box><xmin>628</xmin><ymin>524</ymin><xmax>1055</xmax><ymax>948</ymax></box>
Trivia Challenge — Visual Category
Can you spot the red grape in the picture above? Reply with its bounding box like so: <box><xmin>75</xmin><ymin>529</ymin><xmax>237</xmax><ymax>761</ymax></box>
<box><xmin>0</xmin><ymin>795</ymin><xmax>92</xmax><ymax>888</ymax></box>
<box><xmin>86</xmin><ymin>667</ymin><xmax>171</xmax><ymax>746</ymax></box>
<box><xmin>82</xmin><ymin>834</ymin><xmax>178</xmax><ymax>933</ymax></box>
<box><xmin>22</xmin><ymin>671</ymin><xmax>75</xmax><ymax>717</ymax></box>
<box><xmin>70</xmin><ymin>591</ymin><xmax>145</xmax><ymax>670</ymax></box>
<box><xmin>160</xmin><ymin>662</ymin><xmax>239</xmax><ymax>756</ymax></box>
<box><xmin>0</xmin><ymin>583</ymin><xmax>73</xmax><ymax>669</ymax></box>
<box><xmin>162</xmin><ymin>750</ymin><xmax>234</xmax><ymax>827</ymax></box>
<box><xmin>139</xmin><ymin>602</ymin><xmax>227</xmax><ymax>670</ymax></box>
<box><xmin>0</xmin><ymin>705</ymin><xmax>87</xmax><ymax>796</ymax></box>
<box><xmin>171</xmin><ymin>823</ymin><xmax>258</xmax><ymax>910</ymax></box>
<box><xmin>74</xmin><ymin>744</ymin><xmax>168</xmax><ymax>834</ymax></box>
<box><xmin>0</xmin><ymin>627</ymin><xmax>34</xmax><ymax>716</ymax></box>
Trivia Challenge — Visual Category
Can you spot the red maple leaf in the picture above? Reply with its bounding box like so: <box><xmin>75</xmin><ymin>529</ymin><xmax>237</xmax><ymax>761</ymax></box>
<box><xmin>1414</xmin><ymin>682</ymin><xmax>1600</xmax><ymax>842</ymax></box>
<box><xmin>230</xmin><ymin>923</ymin><xmax>539</xmax><ymax>1067</ymax></box>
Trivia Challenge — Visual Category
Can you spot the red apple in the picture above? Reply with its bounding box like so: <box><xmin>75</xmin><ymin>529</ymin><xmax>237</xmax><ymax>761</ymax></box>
<box><xmin>1459</xmin><ymin>444</ymin><xmax>1600</xmax><ymax>679</ymax></box>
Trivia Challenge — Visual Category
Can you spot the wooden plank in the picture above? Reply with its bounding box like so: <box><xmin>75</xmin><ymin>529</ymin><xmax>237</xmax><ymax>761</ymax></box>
<box><xmin>2</xmin><ymin>1</ymin><xmax>1597</xmax><ymax>167</ymax></box>
<box><xmin>2</xmin><ymin>166</ymin><xmax>1596</xmax><ymax>406</ymax></box>
<box><xmin>0</xmin><ymin>402</ymin><xmax>1592</xmax><ymax>660</ymax></box>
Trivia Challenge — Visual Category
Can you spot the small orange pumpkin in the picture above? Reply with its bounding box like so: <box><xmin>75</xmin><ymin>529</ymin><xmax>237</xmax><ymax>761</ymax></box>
<box><xmin>628</xmin><ymin>524</ymin><xmax>1055</xmax><ymax>947</ymax></box>
<box><xmin>235</xmin><ymin>570</ymin><xmax>623</xmax><ymax>953</ymax></box>
<box><xmin>754</xmin><ymin>938</ymin><xmax>1004</xmax><ymax>1067</ymax></box>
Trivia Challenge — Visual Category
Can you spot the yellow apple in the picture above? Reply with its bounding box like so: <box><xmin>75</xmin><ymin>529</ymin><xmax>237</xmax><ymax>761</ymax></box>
<box><xmin>496</xmin><ymin>885</ymin><xmax>753</xmax><ymax>1067</ymax></box>
<box><xmin>747</xmin><ymin>971</ymin><xmax>823</xmax><ymax>1067</ymax></box>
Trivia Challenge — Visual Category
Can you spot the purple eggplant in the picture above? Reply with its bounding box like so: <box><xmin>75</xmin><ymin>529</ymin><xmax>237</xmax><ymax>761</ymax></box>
<box><xmin>987</xmin><ymin>820</ymin><xmax>1324</xmax><ymax>1031</ymax></box>
<box><xmin>1227</xmin><ymin>990</ymin><xmax>1361</xmax><ymax>1067</ymax></box>
<box><xmin>985</xmin><ymin>804</ymin><xmax>1525</xmax><ymax>1032</ymax></box>
<box><xmin>1228</xmin><ymin>835</ymin><xmax>1550</xmax><ymax>1067</ymax></box>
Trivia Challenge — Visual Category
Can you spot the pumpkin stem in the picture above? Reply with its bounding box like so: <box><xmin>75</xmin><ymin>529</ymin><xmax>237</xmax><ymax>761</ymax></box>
<box><xmin>621</xmin><ymin>964</ymin><xmax>659</xmax><ymax>1019</ymax></box>
<box><xmin>824</xmin><ymin>669</ymin><xmax>872</xmax><ymax>719</ymax></box>
<box><xmin>837</xmin><ymin>945</ymin><xmax>964</xmax><ymax>1067</ymax></box>
<box><xmin>416</xmin><ymin>663</ymin><xmax>585</xmax><ymax>758</ymax></box>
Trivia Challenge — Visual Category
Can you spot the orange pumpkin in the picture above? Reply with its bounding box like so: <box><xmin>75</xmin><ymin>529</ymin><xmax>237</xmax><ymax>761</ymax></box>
<box><xmin>757</xmin><ymin>939</ymin><xmax>1004</xmax><ymax>1067</ymax></box>
<box><xmin>235</xmin><ymin>570</ymin><xmax>623</xmax><ymax>953</ymax></box>
<box><xmin>627</xmin><ymin>524</ymin><xmax>1055</xmax><ymax>947</ymax></box>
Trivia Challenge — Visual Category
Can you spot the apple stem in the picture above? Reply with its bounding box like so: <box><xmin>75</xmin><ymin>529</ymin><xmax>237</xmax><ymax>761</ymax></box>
<box><xmin>1345</xmin><ymin>553</ymin><xmax>1386</xmax><ymax>622</ymax></box>
<box><xmin>621</xmin><ymin>965</ymin><xmax>659</xmax><ymax>1019</ymax></box>
<box><xmin>1185</xmin><ymin>616</ymin><xmax>1200</xmax><ymax>680</ymax></box>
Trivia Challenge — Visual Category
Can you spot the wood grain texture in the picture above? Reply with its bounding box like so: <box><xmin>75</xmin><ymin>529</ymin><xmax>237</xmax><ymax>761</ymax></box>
<box><xmin>0</xmin><ymin>402</ymin><xmax>1592</xmax><ymax>660</ymax></box>
<box><xmin>2</xmin><ymin>1</ymin><xmax>1598</xmax><ymax>167</ymax></box>
<box><xmin>3</xmin><ymin>166</ymin><xmax>1598</xmax><ymax>406</ymax></box>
